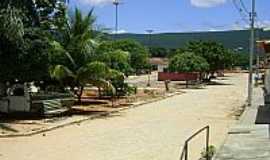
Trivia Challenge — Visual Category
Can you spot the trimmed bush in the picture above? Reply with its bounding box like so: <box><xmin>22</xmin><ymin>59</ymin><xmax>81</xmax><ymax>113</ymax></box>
<box><xmin>169</xmin><ymin>52</ymin><xmax>209</xmax><ymax>73</ymax></box>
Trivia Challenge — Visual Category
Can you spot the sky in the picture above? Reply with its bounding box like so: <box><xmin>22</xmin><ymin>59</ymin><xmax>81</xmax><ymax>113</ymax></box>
<box><xmin>68</xmin><ymin>0</ymin><xmax>270</xmax><ymax>34</ymax></box>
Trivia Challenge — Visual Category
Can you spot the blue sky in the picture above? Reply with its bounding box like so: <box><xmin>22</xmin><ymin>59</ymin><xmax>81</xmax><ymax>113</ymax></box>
<box><xmin>69</xmin><ymin>0</ymin><xmax>270</xmax><ymax>33</ymax></box>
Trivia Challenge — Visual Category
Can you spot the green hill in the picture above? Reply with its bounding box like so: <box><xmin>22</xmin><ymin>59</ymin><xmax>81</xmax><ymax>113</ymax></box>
<box><xmin>112</xmin><ymin>29</ymin><xmax>270</xmax><ymax>53</ymax></box>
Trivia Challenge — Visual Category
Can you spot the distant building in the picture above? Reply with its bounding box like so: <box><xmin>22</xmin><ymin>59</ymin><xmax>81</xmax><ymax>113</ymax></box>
<box><xmin>258</xmin><ymin>40</ymin><xmax>270</xmax><ymax>53</ymax></box>
<box><xmin>257</xmin><ymin>40</ymin><xmax>270</xmax><ymax>68</ymax></box>
<box><xmin>149</xmin><ymin>58</ymin><xmax>169</xmax><ymax>72</ymax></box>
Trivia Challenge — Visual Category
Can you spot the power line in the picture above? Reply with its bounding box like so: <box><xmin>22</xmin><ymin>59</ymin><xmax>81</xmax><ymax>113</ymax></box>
<box><xmin>253</xmin><ymin>9</ymin><xmax>268</xmax><ymax>29</ymax></box>
<box><xmin>232</xmin><ymin>0</ymin><xmax>249</xmax><ymax>23</ymax></box>
<box><xmin>232</xmin><ymin>0</ymin><xmax>250</xmax><ymax>24</ymax></box>
<box><xmin>239</xmin><ymin>0</ymin><xmax>249</xmax><ymax>14</ymax></box>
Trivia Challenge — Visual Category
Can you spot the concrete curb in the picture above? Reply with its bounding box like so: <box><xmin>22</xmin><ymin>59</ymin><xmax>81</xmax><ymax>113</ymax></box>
<box><xmin>0</xmin><ymin>92</ymin><xmax>183</xmax><ymax>138</ymax></box>
<box><xmin>212</xmin><ymin>101</ymin><xmax>249</xmax><ymax>160</ymax></box>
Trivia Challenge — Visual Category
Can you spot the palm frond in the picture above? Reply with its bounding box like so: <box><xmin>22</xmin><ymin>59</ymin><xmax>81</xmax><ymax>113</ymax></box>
<box><xmin>108</xmin><ymin>69</ymin><xmax>125</xmax><ymax>80</ymax></box>
<box><xmin>71</xmin><ymin>7</ymin><xmax>96</xmax><ymax>37</ymax></box>
<box><xmin>49</xmin><ymin>40</ymin><xmax>77</xmax><ymax>68</ymax></box>
<box><xmin>77</xmin><ymin>61</ymin><xmax>109</xmax><ymax>82</ymax></box>
<box><xmin>49</xmin><ymin>65</ymin><xmax>75</xmax><ymax>81</ymax></box>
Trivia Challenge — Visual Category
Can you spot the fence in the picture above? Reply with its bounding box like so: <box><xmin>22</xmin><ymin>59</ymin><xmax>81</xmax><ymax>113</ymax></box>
<box><xmin>158</xmin><ymin>72</ymin><xmax>199</xmax><ymax>81</ymax></box>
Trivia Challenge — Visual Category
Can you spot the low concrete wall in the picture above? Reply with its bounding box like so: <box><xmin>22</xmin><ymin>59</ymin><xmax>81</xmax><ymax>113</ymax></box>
<box><xmin>158</xmin><ymin>72</ymin><xmax>199</xmax><ymax>81</ymax></box>
<box><xmin>264</xmin><ymin>69</ymin><xmax>270</xmax><ymax>106</ymax></box>
<box><xmin>0</xmin><ymin>99</ymin><xmax>9</xmax><ymax>113</ymax></box>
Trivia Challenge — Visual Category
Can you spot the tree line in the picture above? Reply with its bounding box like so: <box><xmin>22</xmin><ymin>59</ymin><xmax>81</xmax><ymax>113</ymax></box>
<box><xmin>150</xmin><ymin>41</ymin><xmax>249</xmax><ymax>80</ymax></box>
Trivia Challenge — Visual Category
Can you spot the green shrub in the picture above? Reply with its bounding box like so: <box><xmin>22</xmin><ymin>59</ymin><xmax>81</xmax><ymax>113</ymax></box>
<box><xmin>200</xmin><ymin>145</ymin><xmax>216</xmax><ymax>159</ymax></box>
<box><xmin>169</xmin><ymin>52</ymin><xmax>209</xmax><ymax>73</ymax></box>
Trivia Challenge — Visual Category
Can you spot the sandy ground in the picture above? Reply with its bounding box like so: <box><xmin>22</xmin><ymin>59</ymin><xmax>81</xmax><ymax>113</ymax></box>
<box><xmin>0</xmin><ymin>73</ymin><xmax>247</xmax><ymax>160</ymax></box>
<box><xmin>126</xmin><ymin>71</ymin><xmax>195</xmax><ymax>89</ymax></box>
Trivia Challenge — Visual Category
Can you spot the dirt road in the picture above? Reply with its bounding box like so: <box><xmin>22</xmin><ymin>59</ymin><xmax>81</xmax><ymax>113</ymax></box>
<box><xmin>0</xmin><ymin>73</ymin><xmax>248</xmax><ymax>160</ymax></box>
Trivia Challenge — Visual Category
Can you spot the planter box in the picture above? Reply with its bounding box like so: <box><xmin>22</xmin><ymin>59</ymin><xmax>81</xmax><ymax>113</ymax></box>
<box><xmin>31</xmin><ymin>98</ymin><xmax>75</xmax><ymax>116</ymax></box>
<box><xmin>158</xmin><ymin>72</ymin><xmax>199</xmax><ymax>81</ymax></box>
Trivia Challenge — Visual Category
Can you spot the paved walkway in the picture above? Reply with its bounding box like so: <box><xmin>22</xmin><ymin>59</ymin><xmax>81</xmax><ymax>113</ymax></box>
<box><xmin>0</xmin><ymin>74</ymin><xmax>247</xmax><ymax>160</ymax></box>
<box><xmin>214</xmin><ymin>86</ymin><xmax>270</xmax><ymax>160</ymax></box>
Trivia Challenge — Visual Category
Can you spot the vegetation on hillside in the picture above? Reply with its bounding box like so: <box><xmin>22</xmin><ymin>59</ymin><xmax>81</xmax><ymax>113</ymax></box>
<box><xmin>113</xmin><ymin>29</ymin><xmax>270</xmax><ymax>53</ymax></box>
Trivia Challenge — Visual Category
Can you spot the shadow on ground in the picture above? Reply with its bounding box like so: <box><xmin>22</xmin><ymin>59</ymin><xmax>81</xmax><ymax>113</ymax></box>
<box><xmin>217</xmin><ymin>78</ymin><xmax>230</xmax><ymax>80</ymax></box>
<box><xmin>0</xmin><ymin>106</ymin><xmax>123</xmax><ymax>125</ymax></box>
<box><xmin>0</xmin><ymin>123</ymin><xmax>18</xmax><ymax>133</ymax></box>
<box><xmin>206</xmin><ymin>81</ymin><xmax>232</xmax><ymax>86</ymax></box>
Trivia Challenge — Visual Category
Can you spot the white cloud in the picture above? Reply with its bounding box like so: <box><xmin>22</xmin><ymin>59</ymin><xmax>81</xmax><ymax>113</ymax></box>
<box><xmin>78</xmin><ymin>0</ymin><xmax>113</xmax><ymax>6</ymax></box>
<box><xmin>208</xmin><ymin>28</ymin><xmax>220</xmax><ymax>32</ymax></box>
<box><xmin>112</xmin><ymin>29</ymin><xmax>128</xmax><ymax>34</ymax></box>
<box><xmin>190</xmin><ymin>0</ymin><xmax>226</xmax><ymax>8</ymax></box>
<box><xmin>231</xmin><ymin>23</ymin><xmax>245</xmax><ymax>30</ymax></box>
<box><xmin>256</xmin><ymin>20</ymin><xmax>270</xmax><ymax>30</ymax></box>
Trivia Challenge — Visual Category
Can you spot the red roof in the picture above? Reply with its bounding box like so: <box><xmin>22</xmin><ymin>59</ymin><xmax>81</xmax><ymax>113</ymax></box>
<box><xmin>257</xmin><ymin>40</ymin><xmax>270</xmax><ymax>53</ymax></box>
<box><xmin>149</xmin><ymin>58</ymin><xmax>169</xmax><ymax>65</ymax></box>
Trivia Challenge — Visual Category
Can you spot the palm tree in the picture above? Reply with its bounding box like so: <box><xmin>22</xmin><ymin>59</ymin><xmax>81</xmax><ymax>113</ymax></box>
<box><xmin>0</xmin><ymin>5</ymin><xmax>24</xmax><ymax>43</ymax></box>
<box><xmin>50</xmin><ymin>61</ymin><xmax>119</xmax><ymax>102</ymax></box>
<box><xmin>49</xmin><ymin>8</ymin><xmax>120</xmax><ymax>102</ymax></box>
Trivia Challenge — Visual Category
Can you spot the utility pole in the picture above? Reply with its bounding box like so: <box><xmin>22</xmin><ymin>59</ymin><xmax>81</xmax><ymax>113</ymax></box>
<box><xmin>255</xmin><ymin>28</ymin><xmax>260</xmax><ymax>85</ymax></box>
<box><xmin>113</xmin><ymin>0</ymin><xmax>120</xmax><ymax>39</ymax></box>
<box><xmin>248</xmin><ymin>0</ymin><xmax>256</xmax><ymax>106</ymax></box>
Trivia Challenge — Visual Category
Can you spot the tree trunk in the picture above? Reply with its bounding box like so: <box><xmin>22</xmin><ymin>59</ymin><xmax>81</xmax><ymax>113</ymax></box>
<box><xmin>199</xmin><ymin>72</ymin><xmax>203</xmax><ymax>81</ymax></box>
<box><xmin>0</xmin><ymin>82</ymin><xmax>7</xmax><ymax>96</ymax></box>
<box><xmin>203</xmin><ymin>72</ymin><xmax>210</xmax><ymax>82</ymax></box>
<box><xmin>164</xmin><ymin>80</ymin><xmax>170</xmax><ymax>92</ymax></box>
<box><xmin>210</xmin><ymin>72</ymin><xmax>215</xmax><ymax>79</ymax></box>
<box><xmin>77</xmin><ymin>86</ymin><xmax>84</xmax><ymax>104</ymax></box>
<box><xmin>98</xmin><ymin>87</ymin><xmax>102</xmax><ymax>99</ymax></box>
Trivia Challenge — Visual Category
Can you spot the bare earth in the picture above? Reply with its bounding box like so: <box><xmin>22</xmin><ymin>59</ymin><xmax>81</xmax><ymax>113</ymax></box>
<box><xmin>0</xmin><ymin>73</ymin><xmax>247</xmax><ymax>160</ymax></box>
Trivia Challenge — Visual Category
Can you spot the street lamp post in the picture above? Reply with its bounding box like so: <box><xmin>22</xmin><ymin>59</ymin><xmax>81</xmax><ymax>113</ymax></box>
<box><xmin>146</xmin><ymin>29</ymin><xmax>154</xmax><ymax>87</ymax></box>
<box><xmin>146</xmin><ymin>29</ymin><xmax>154</xmax><ymax>47</ymax></box>
<box><xmin>113</xmin><ymin>0</ymin><xmax>121</xmax><ymax>39</ymax></box>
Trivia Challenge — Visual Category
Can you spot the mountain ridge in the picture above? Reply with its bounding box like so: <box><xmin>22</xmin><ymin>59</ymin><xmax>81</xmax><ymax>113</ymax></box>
<box><xmin>112</xmin><ymin>29</ymin><xmax>270</xmax><ymax>53</ymax></box>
